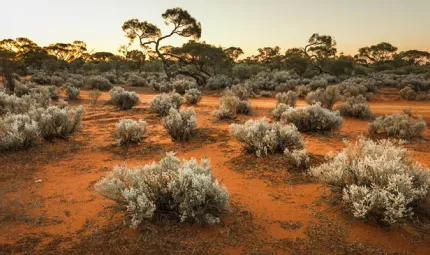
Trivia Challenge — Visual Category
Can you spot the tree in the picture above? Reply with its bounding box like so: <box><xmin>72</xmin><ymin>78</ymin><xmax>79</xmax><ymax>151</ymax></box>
<box><xmin>122</xmin><ymin>8</ymin><xmax>202</xmax><ymax>82</ymax></box>
<box><xmin>284</xmin><ymin>48</ymin><xmax>309</xmax><ymax>77</ymax></box>
<box><xmin>356</xmin><ymin>42</ymin><xmax>398</xmax><ymax>65</ymax></box>
<box><xmin>165</xmin><ymin>41</ymin><xmax>229</xmax><ymax>85</ymax></box>
<box><xmin>119</xmin><ymin>45</ymin><xmax>146</xmax><ymax>73</ymax></box>
<box><xmin>256</xmin><ymin>46</ymin><xmax>282</xmax><ymax>71</ymax></box>
<box><xmin>44</xmin><ymin>41</ymin><xmax>88</xmax><ymax>62</ymax></box>
<box><xmin>303</xmin><ymin>33</ymin><xmax>337</xmax><ymax>74</ymax></box>
<box><xmin>224</xmin><ymin>47</ymin><xmax>244</xmax><ymax>62</ymax></box>
<box><xmin>0</xmin><ymin>49</ymin><xmax>18</xmax><ymax>92</ymax></box>
<box><xmin>0</xmin><ymin>38</ymin><xmax>49</xmax><ymax>69</ymax></box>
<box><xmin>397</xmin><ymin>50</ymin><xmax>430</xmax><ymax>66</ymax></box>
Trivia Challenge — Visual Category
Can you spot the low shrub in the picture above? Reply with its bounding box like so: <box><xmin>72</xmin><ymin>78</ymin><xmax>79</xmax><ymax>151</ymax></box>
<box><xmin>369</xmin><ymin>113</ymin><xmax>426</xmax><ymax>140</ymax></box>
<box><xmin>399</xmin><ymin>86</ymin><xmax>417</xmax><ymax>100</ymax></box>
<box><xmin>0</xmin><ymin>113</ymin><xmax>40</xmax><ymax>151</ymax></box>
<box><xmin>162</xmin><ymin>108</ymin><xmax>197</xmax><ymax>141</ymax></box>
<box><xmin>87</xmin><ymin>76</ymin><xmax>112</xmax><ymax>91</ymax></box>
<box><xmin>305</xmin><ymin>85</ymin><xmax>340</xmax><ymax>109</ymax></box>
<box><xmin>284</xmin><ymin>148</ymin><xmax>310</xmax><ymax>169</ymax></box>
<box><xmin>173</xmin><ymin>79</ymin><xmax>197</xmax><ymax>94</ymax></box>
<box><xmin>66</xmin><ymin>77</ymin><xmax>84</xmax><ymax>88</ymax></box>
<box><xmin>310</xmin><ymin>138</ymin><xmax>429</xmax><ymax>225</ymax></box>
<box><xmin>213</xmin><ymin>92</ymin><xmax>239</xmax><ymax>119</ymax></box>
<box><xmin>51</xmin><ymin>76</ymin><xmax>65</xmax><ymax>86</ymax></box>
<box><xmin>336</xmin><ymin>95</ymin><xmax>373</xmax><ymax>119</ymax></box>
<box><xmin>231</xmin><ymin>83</ymin><xmax>255</xmax><ymax>100</ymax></box>
<box><xmin>109</xmin><ymin>87</ymin><xmax>140</xmax><ymax>110</ymax></box>
<box><xmin>31</xmin><ymin>71</ymin><xmax>51</xmax><ymax>85</ymax></box>
<box><xmin>230</xmin><ymin>118</ymin><xmax>304</xmax><ymax>157</ymax></box>
<box><xmin>281</xmin><ymin>104</ymin><xmax>343</xmax><ymax>132</ymax></box>
<box><xmin>66</xmin><ymin>86</ymin><xmax>80</xmax><ymax>100</ymax></box>
<box><xmin>34</xmin><ymin>106</ymin><xmax>85</xmax><ymax>140</ymax></box>
<box><xmin>206</xmin><ymin>75</ymin><xmax>233</xmax><ymax>90</ymax></box>
<box><xmin>276</xmin><ymin>91</ymin><xmax>297</xmax><ymax>107</ymax></box>
<box><xmin>236</xmin><ymin>100</ymin><xmax>252</xmax><ymax>114</ymax></box>
<box><xmin>88</xmin><ymin>89</ymin><xmax>102</xmax><ymax>104</ymax></box>
<box><xmin>309</xmin><ymin>77</ymin><xmax>329</xmax><ymax>90</ymax></box>
<box><xmin>184</xmin><ymin>89</ymin><xmax>202</xmax><ymax>104</ymax></box>
<box><xmin>150</xmin><ymin>80</ymin><xmax>173</xmax><ymax>92</ymax></box>
<box><xmin>272</xmin><ymin>103</ymin><xmax>289</xmax><ymax>120</ymax></box>
<box><xmin>150</xmin><ymin>93</ymin><xmax>183</xmax><ymax>116</ymax></box>
<box><xmin>260</xmin><ymin>91</ymin><xmax>272</xmax><ymax>97</ymax></box>
<box><xmin>296</xmin><ymin>85</ymin><xmax>311</xmax><ymax>98</ymax></box>
<box><xmin>95</xmin><ymin>152</ymin><xmax>229</xmax><ymax>228</ymax></box>
<box><xmin>114</xmin><ymin>119</ymin><xmax>147</xmax><ymax>146</ymax></box>
<box><xmin>128</xmin><ymin>73</ymin><xmax>147</xmax><ymax>87</ymax></box>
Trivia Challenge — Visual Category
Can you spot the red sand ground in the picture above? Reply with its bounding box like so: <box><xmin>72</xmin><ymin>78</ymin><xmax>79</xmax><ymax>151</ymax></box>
<box><xmin>1</xmin><ymin>87</ymin><xmax>429</xmax><ymax>254</ymax></box>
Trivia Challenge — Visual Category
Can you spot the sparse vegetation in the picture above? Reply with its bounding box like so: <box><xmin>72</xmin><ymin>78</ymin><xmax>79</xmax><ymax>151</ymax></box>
<box><xmin>310</xmin><ymin>138</ymin><xmax>429</xmax><ymax>225</ymax></box>
<box><xmin>95</xmin><ymin>152</ymin><xmax>229</xmax><ymax>228</ymax></box>
<box><xmin>109</xmin><ymin>86</ymin><xmax>140</xmax><ymax>110</ymax></box>
<box><xmin>150</xmin><ymin>92</ymin><xmax>183</xmax><ymax>116</ymax></box>
<box><xmin>369</xmin><ymin>112</ymin><xmax>426</xmax><ymax>139</ymax></box>
<box><xmin>114</xmin><ymin>119</ymin><xmax>147</xmax><ymax>146</ymax></box>
<box><xmin>162</xmin><ymin>108</ymin><xmax>197</xmax><ymax>141</ymax></box>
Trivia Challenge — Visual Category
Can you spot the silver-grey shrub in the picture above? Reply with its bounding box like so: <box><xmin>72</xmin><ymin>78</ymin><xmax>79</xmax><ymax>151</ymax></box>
<box><xmin>230</xmin><ymin>118</ymin><xmax>304</xmax><ymax>157</ymax></box>
<box><xmin>281</xmin><ymin>104</ymin><xmax>343</xmax><ymax>132</ymax></box>
<box><xmin>206</xmin><ymin>74</ymin><xmax>233</xmax><ymax>90</ymax></box>
<box><xmin>272</xmin><ymin>103</ymin><xmax>290</xmax><ymax>120</ymax></box>
<box><xmin>212</xmin><ymin>92</ymin><xmax>239</xmax><ymax>119</ymax></box>
<box><xmin>369</xmin><ymin>113</ymin><xmax>426</xmax><ymax>140</ymax></box>
<box><xmin>310</xmin><ymin>138</ymin><xmax>429</xmax><ymax>225</ymax></box>
<box><xmin>276</xmin><ymin>91</ymin><xmax>297</xmax><ymax>107</ymax></box>
<box><xmin>150</xmin><ymin>92</ymin><xmax>183</xmax><ymax>116</ymax></box>
<box><xmin>236</xmin><ymin>100</ymin><xmax>252</xmax><ymax>114</ymax></box>
<box><xmin>305</xmin><ymin>85</ymin><xmax>340</xmax><ymax>109</ymax></box>
<box><xmin>114</xmin><ymin>119</ymin><xmax>147</xmax><ymax>146</ymax></box>
<box><xmin>184</xmin><ymin>88</ymin><xmax>202</xmax><ymax>104</ymax></box>
<box><xmin>66</xmin><ymin>86</ymin><xmax>80</xmax><ymax>100</ymax></box>
<box><xmin>87</xmin><ymin>75</ymin><xmax>112</xmax><ymax>91</ymax></box>
<box><xmin>109</xmin><ymin>87</ymin><xmax>140</xmax><ymax>110</ymax></box>
<box><xmin>173</xmin><ymin>79</ymin><xmax>197</xmax><ymax>94</ymax></box>
<box><xmin>399</xmin><ymin>86</ymin><xmax>417</xmax><ymax>100</ymax></box>
<box><xmin>95</xmin><ymin>152</ymin><xmax>229</xmax><ymax>228</ymax></box>
<box><xmin>0</xmin><ymin>113</ymin><xmax>40</xmax><ymax>151</ymax></box>
<box><xmin>162</xmin><ymin>108</ymin><xmax>197</xmax><ymax>141</ymax></box>
<box><xmin>34</xmin><ymin>106</ymin><xmax>85</xmax><ymax>140</ymax></box>
<box><xmin>128</xmin><ymin>73</ymin><xmax>147</xmax><ymax>87</ymax></box>
<box><xmin>336</xmin><ymin>95</ymin><xmax>373</xmax><ymax>119</ymax></box>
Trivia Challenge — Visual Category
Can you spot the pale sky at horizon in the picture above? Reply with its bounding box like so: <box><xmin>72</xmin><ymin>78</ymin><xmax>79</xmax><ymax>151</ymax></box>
<box><xmin>1</xmin><ymin>0</ymin><xmax>429</xmax><ymax>57</ymax></box>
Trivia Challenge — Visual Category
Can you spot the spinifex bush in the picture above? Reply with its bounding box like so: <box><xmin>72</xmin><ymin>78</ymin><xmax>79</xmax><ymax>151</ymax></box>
<box><xmin>150</xmin><ymin>92</ymin><xmax>183</xmax><ymax>116</ymax></box>
<box><xmin>369</xmin><ymin>113</ymin><xmax>426</xmax><ymax>140</ymax></box>
<box><xmin>66</xmin><ymin>86</ymin><xmax>80</xmax><ymax>100</ymax></box>
<box><xmin>213</xmin><ymin>92</ymin><xmax>239</xmax><ymax>119</ymax></box>
<box><xmin>95</xmin><ymin>152</ymin><xmax>229</xmax><ymax>228</ymax></box>
<box><xmin>109</xmin><ymin>87</ymin><xmax>140</xmax><ymax>110</ymax></box>
<box><xmin>305</xmin><ymin>85</ymin><xmax>340</xmax><ymax>110</ymax></box>
<box><xmin>281</xmin><ymin>104</ymin><xmax>343</xmax><ymax>132</ymax></box>
<box><xmin>310</xmin><ymin>138</ymin><xmax>429</xmax><ymax>225</ymax></box>
<box><xmin>114</xmin><ymin>119</ymin><xmax>147</xmax><ymax>146</ymax></box>
<box><xmin>162</xmin><ymin>108</ymin><xmax>197</xmax><ymax>141</ymax></box>
<box><xmin>230</xmin><ymin>118</ymin><xmax>304</xmax><ymax>157</ymax></box>
<box><xmin>33</xmin><ymin>106</ymin><xmax>85</xmax><ymax>140</ymax></box>
<box><xmin>0</xmin><ymin>113</ymin><xmax>40</xmax><ymax>151</ymax></box>
<box><xmin>276</xmin><ymin>91</ymin><xmax>297</xmax><ymax>107</ymax></box>
<box><xmin>184</xmin><ymin>88</ymin><xmax>202</xmax><ymax>104</ymax></box>
<box><xmin>336</xmin><ymin>95</ymin><xmax>373</xmax><ymax>119</ymax></box>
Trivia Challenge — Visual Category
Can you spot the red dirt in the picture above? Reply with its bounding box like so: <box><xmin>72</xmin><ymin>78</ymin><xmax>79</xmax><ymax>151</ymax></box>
<box><xmin>1</xmin><ymin>87</ymin><xmax>429</xmax><ymax>254</ymax></box>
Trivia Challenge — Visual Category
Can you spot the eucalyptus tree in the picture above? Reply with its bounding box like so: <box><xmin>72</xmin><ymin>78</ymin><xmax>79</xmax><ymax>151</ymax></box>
<box><xmin>122</xmin><ymin>8</ymin><xmax>203</xmax><ymax>82</ymax></box>
<box><xmin>356</xmin><ymin>42</ymin><xmax>398</xmax><ymax>66</ymax></box>
<box><xmin>303</xmin><ymin>33</ymin><xmax>337</xmax><ymax>74</ymax></box>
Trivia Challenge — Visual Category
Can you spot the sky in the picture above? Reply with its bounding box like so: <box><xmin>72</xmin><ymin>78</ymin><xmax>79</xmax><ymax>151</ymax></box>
<box><xmin>1</xmin><ymin>0</ymin><xmax>430</xmax><ymax>57</ymax></box>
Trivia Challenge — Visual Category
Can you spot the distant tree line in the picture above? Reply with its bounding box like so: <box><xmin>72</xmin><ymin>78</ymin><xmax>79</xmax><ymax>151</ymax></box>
<box><xmin>1</xmin><ymin>7</ymin><xmax>429</xmax><ymax>87</ymax></box>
